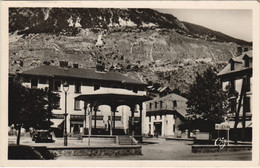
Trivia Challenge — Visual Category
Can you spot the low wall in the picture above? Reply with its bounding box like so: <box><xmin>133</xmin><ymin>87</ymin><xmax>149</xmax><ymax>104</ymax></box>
<box><xmin>45</xmin><ymin>146</ymin><xmax>142</xmax><ymax>158</ymax></box>
<box><xmin>82</xmin><ymin>135</ymin><xmax>116</xmax><ymax>145</ymax></box>
<box><xmin>192</xmin><ymin>145</ymin><xmax>252</xmax><ymax>153</ymax></box>
<box><xmin>55</xmin><ymin>135</ymin><xmax>117</xmax><ymax>145</ymax></box>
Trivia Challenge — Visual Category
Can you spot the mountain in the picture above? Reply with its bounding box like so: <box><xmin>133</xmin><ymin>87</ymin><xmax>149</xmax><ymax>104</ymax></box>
<box><xmin>9</xmin><ymin>8</ymin><xmax>188</xmax><ymax>34</ymax></box>
<box><xmin>9</xmin><ymin>8</ymin><xmax>252</xmax><ymax>93</ymax></box>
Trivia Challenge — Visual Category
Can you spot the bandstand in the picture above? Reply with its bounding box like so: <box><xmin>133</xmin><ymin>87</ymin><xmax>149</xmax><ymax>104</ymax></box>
<box><xmin>75</xmin><ymin>89</ymin><xmax>151</xmax><ymax>141</ymax></box>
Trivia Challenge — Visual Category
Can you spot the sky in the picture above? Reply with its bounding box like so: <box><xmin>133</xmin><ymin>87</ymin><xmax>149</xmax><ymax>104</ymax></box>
<box><xmin>156</xmin><ymin>9</ymin><xmax>252</xmax><ymax>42</ymax></box>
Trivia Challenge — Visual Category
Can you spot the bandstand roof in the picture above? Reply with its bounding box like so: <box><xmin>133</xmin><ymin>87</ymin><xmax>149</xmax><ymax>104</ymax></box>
<box><xmin>75</xmin><ymin>88</ymin><xmax>152</xmax><ymax>106</ymax></box>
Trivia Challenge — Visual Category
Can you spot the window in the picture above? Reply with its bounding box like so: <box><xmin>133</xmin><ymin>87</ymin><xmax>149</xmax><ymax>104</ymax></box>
<box><xmin>108</xmin><ymin>116</ymin><xmax>121</xmax><ymax>121</ymax></box>
<box><xmin>31</xmin><ymin>78</ymin><xmax>38</xmax><ymax>89</ymax></box>
<box><xmin>230</xmin><ymin>80</ymin><xmax>235</xmax><ymax>92</ymax></box>
<box><xmin>52</xmin><ymin>114</ymin><xmax>64</xmax><ymax>119</ymax></box>
<box><xmin>92</xmin><ymin>115</ymin><xmax>103</xmax><ymax>120</ymax></box>
<box><xmin>60</xmin><ymin>61</ymin><xmax>68</xmax><ymax>67</ymax></box>
<box><xmin>149</xmin><ymin>103</ymin><xmax>152</xmax><ymax>109</ymax></box>
<box><xmin>173</xmin><ymin>114</ymin><xmax>177</xmax><ymax>119</ymax></box>
<box><xmin>73</xmin><ymin>64</ymin><xmax>79</xmax><ymax>68</ymax></box>
<box><xmin>75</xmin><ymin>82</ymin><xmax>81</xmax><ymax>93</ymax></box>
<box><xmin>230</xmin><ymin>62</ymin><xmax>235</xmax><ymax>71</ymax></box>
<box><xmin>230</xmin><ymin>98</ymin><xmax>236</xmax><ymax>113</ymax></box>
<box><xmin>134</xmin><ymin>105</ymin><xmax>138</xmax><ymax>113</ymax></box>
<box><xmin>173</xmin><ymin>124</ymin><xmax>175</xmax><ymax>132</ymax></box>
<box><xmin>133</xmin><ymin>86</ymin><xmax>138</xmax><ymax>93</ymax></box>
<box><xmin>160</xmin><ymin>115</ymin><xmax>162</xmax><ymax>120</ymax></box>
<box><xmin>155</xmin><ymin>102</ymin><xmax>158</xmax><ymax>108</ymax></box>
<box><xmin>245</xmin><ymin>59</ymin><xmax>249</xmax><ymax>67</ymax></box>
<box><xmin>244</xmin><ymin>97</ymin><xmax>251</xmax><ymax>112</ymax></box>
<box><xmin>54</xmin><ymin>81</ymin><xmax>61</xmax><ymax>91</ymax></box>
<box><xmin>22</xmin><ymin>77</ymin><xmax>30</xmax><ymax>83</ymax></box>
<box><xmin>160</xmin><ymin>101</ymin><xmax>163</xmax><ymax>108</ymax></box>
<box><xmin>53</xmin><ymin>97</ymin><xmax>60</xmax><ymax>109</ymax></box>
<box><xmin>149</xmin><ymin>116</ymin><xmax>151</xmax><ymax>122</ymax></box>
<box><xmin>173</xmin><ymin>100</ymin><xmax>177</xmax><ymax>107</ymax></box>
<box><xmin>39</xmin><ymin>78</ymin><xmax>47</xmax><ymax>84</ymax></box>
<box><xmin>112</xmin><ymin>84</ymin><xmax>119</xmax><ymax>88</ymax></box>
<box><xmin>94</xmin><ymin>83</ymin><xmax>100</xmax><ymax>91</ymax></box>
<box><xmin>246</xmin><ymin>77</ymin><xmax>251</xmax><ymax>92</ymax></box>
<box><xmin>74</xmin><ymin>99</ymin><xmax>81</xmax><ymax>110</ymax></box>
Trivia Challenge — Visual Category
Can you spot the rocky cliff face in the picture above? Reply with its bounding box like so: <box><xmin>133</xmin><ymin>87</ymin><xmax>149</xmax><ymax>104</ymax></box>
<box><xmin>9</xmin><ymin>8</ymin><xmax>252</xmax><ymax>93</ymax></box>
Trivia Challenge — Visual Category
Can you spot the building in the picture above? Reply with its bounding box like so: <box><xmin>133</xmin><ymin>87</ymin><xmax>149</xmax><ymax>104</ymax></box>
<box><xmin>18</xmin><ymin>62</ymin><xmax>148</xmax><ymax>136</ymax></box>
<box><xmin>217</xmin><ymin>49</ymin><xmax>252</xmax><ymax>141</ymax></box>
<box><xmin>144</xmin><ymin>93</ymin><xmax>188</xmax><ymax>137</ymax></box>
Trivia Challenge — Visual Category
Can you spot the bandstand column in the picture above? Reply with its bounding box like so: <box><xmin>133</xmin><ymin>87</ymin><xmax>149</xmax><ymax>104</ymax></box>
<box><xmin>113</xmin><ymin>109</ymin><xmax>116</xmax><ymax>130</ymax></box>
<box><xmin>83</xmin><ymin>101</ymin><xmax>87</xmax><ymax>135</ymax></box>
<box><xmin>89</xmin><ymin>104</ymin><xmax>93</xmax><ymax>136</ymax></box>
<box><xmin>94</xmin><ymin>105</ymin><xmax>98</xmax><ymax>134</ymax></box>
<box><xmin>139</xmin><ymin>103</ymin><xmax>143</xmax><ymax>142</ymax></box>
<box><xmin>130</xmin><ymin>105</ymin><xmax>135</xmax><ymax>137</ymax></box>
<box><xmin>110</xmin><ymin>109</ymin><xmax>113</xmax><ymax>136</ymax></box>
<box><xmin>110</xmin><ymin>105</ymin><xmax>117</xmax><ymax>135</ymax></box>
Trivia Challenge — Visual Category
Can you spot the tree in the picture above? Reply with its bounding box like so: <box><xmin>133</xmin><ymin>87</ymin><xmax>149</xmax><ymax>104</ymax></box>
<box><xmin>8</xmin><ymin>75</ymin><xmax>59</xmax><ymax>145</ymax></box>
<box><xmin>186</xmin><ymin>67</ymin><xmax>230</xmax><ymax>132</ymax></box>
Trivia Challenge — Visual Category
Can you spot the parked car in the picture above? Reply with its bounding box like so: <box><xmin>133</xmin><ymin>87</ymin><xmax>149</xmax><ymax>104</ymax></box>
<box><xmin>32</xmin><ymin>130</ymin><xmax>54</xmax><ymax>143</ymax></box>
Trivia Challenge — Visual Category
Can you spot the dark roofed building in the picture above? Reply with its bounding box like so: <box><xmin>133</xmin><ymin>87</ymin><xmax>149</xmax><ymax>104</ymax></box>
<box><xmin>218</xmin><ymin>50</ymin><xmax>253</xmax><ymax>142</ymax></box>
<box><xmin>18</xmin><ymin>64</ymin><xmax>148</xmax><ymax>137</ymax></box>
<box><xmin>20</xmin><ymin>65</ymin><xmax>146</xmax><ymax>86</ymax></box>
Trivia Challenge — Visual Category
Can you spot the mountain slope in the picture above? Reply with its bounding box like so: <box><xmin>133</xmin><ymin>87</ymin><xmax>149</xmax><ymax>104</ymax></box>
<box><xmin>9</xmin><ymin>8</ymin><xmax>252</xmax><ymax>93</ymax></box>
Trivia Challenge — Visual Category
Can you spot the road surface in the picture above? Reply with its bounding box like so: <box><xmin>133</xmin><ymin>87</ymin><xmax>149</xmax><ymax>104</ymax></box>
<box><xmin>56</xmin><ymin>138</ymin><xmax>252</xmax><ymax>160</ymax></box>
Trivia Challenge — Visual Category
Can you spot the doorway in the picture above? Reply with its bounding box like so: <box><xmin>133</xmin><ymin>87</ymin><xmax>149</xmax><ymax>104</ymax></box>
<box><xmin>154</xmin><ymin>122</ymin><xmax>162</xmax><ymax>136</ymax></box>
<box><xmin>73</xmin><ymin>124</ymin><xmax>80</xmax><ymax>134</ymax></box>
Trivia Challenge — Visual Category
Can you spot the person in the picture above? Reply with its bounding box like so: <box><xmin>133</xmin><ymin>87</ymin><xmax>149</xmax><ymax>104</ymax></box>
<box><xmin>154</xmin><ymin>130</ymin><xmax>158</xmax><ymax>138</ymax></box>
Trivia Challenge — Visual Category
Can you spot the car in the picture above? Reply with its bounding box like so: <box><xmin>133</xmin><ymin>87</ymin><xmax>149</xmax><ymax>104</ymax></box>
<box><xmin>32</xmin><ymin>130</ymin><xmax>54</xmax><ymax>143</ymax></box>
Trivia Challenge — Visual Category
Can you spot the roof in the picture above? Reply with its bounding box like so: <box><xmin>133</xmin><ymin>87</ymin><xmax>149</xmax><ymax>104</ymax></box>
<box><xmin>174</xmin><ymin>108</ymin><xmax>187</xmax><ymax>118</ymax></box>
<box><xmin>146</xmin><ymin>93</ymin><xmax>188</xmax><ymax>118</ymax></box>
<box><xmin>20</xmin><ymin>65</ymin><xmax>146</xmax><ymax>86</ymax></box>
<box><xmin>147</xmin><ymin>93</ymin><xmax>188</xmax><ymax>103</ymax></box>
<box><xmin>218</xmin><ymin>50</ymin><xmax>253</xmax><ymax>76</ymax></box>
<box><xmin>75</xmin><ymin>88</ymin><xmax>152</xmax><ymax>105</ymax></box>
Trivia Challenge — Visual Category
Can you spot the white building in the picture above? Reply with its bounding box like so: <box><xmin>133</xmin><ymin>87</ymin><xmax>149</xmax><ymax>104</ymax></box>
<box><xmin>144</xmin><ymin>93</ymin><xmax>188</xmax><ymax>137</ymax></box>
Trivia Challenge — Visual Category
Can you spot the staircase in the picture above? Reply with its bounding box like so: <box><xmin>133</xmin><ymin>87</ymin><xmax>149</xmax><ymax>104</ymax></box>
<box><xmin>118</xmin><ymin>135</ymin><xmax>135</xmax><ymax>145</ymax></box>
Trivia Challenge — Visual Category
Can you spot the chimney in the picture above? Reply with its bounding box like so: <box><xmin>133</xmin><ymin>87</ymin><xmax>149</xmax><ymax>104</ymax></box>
<box><xmin>60</xmin><ymin>61</ymin><xmax>68</xmax><ymax>67</ymax></box>
<box><xmin>96</xmin><ymin>57</ymin><xmax>105</xmax><ymax>72</ymax></box>
<box><xmin>236</xmin><ymin>46</ymin><xmax>243</xmax><ymax>56</ymax></box>
<box><xmin>96</xmin><ymin>62</ymin><xmax>105</xmax><ymax>72</ymax></box>
<box><xmin>43</xmin><ymin>61</ymin><xmax>51</xmax><ymax>65</ymax></box>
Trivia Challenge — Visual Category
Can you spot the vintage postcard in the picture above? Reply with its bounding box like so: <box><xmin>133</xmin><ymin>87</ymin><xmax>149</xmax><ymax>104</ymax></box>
<box><xmin>1</xmin><ymin>1</ymin><xmax>259</xmax><ymax>167</ymax></box>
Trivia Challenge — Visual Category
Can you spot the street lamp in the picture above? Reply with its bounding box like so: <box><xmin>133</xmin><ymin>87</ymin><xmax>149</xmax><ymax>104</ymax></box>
<box><xmin>63</xmin><ymin>81</ymin><xmax>69</xmax><ymax>146</ymax></box>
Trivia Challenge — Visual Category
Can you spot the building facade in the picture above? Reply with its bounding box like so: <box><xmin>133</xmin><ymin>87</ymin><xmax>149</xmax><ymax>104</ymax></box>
<box><xmin>218</xmin><ymin>49</ymin><xmax>252</xmax><ymax>141</ymax></box>
<box><xmin>144</xmin><ymin>93</ymin><xmax>188</xmax><ymax>137</ymax></box>
<box><xmin>18</xmin><ymin>63</ymin><xmax>147</xmax><ymax>136</ymax></box>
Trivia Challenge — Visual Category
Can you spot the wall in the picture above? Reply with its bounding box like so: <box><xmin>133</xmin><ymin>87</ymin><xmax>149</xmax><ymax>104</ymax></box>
<box><xmin>47</xmin><ymin>146</ymin><xmax>142</xmax><ymax>158</ymax></box>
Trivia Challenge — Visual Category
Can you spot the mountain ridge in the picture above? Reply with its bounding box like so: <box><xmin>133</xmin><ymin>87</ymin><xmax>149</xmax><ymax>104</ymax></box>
<box><xmin>9</xmin><ymin>8</ymin><xmax>251</xmax><ymax>45</ymax></box>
